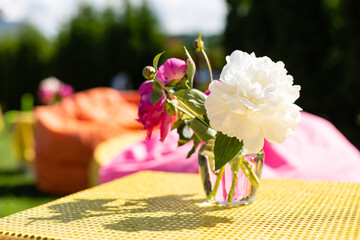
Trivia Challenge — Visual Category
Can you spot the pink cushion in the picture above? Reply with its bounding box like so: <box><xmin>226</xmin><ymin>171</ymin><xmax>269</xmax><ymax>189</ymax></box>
<box><xmin>100</xmin><ymin>112</ymin><xmax>360</xmax><ymax>184</ymax></box>
<box><xmin>262</xmin><ymin>112</ymin><xmax>360</xmax><ymax>182</ymax></box>
<box><xmin>99</xmin><ymin>131</ymin><xmax>199</xmax><ymax>184</ymax></box>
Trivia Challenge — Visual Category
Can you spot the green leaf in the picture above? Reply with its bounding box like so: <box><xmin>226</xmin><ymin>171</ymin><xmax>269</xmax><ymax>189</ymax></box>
<box><xmin>172</xmin><ymin>84</ymin><xmax>187</xmax><ymax>92</ymax></box>
<box><xmin>214</xmin><ymin>132</ymin><xmax>243</xmax><ymax>170</ymax></box>
<box><xmin>173</xmin><ymin>89</ymin><xmax>207</xmax><ymax>115</ymax></box>
<box><xmin>165</xmin><ymin>101</ymin><xmax>176</xmax><ymax>115</ymax></box>
<box><xmin>174</xmin><ymin>104</ymin><xmax>195</xmax><ymax>118</ymax></box>
<box><xmin>153</xmin><ymin>51</ymin><xmax>165</xmax><ymax>70</ymax></box>
<box><xmin>178</xmin><ymin>138</ymin><xmax>191</xmax><ymax>146</ymax></box>
<box><xmin>150</xmin><ymin>81</ymin><xmax>163</xmax><ymax>106</ymax></box>
<box><xmin>171</xmin><ymin>118</ymin><xmax>184</xmax><ymax>131</ymax></box>
<box><xmin>186</xmin><ymin>136</ymin><xmax>200</xmax><ymax>158</ymax></box>
<box><xmin>188</xmin><ymin>118</ymin><xmax>216</xmax><ymax>142</ymax></box>
<box><xmin>183</xmin><ymin>47</ymin><xmax>196</xmax><ymax>88</ymax></box>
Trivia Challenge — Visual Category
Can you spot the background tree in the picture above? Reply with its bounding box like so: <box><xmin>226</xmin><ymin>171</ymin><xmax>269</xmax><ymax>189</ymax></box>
<box><xmin>0</xmin><ymin>1</ymin><xmax>165</xmax><ymax>110</ymax></box>
<box><xmin>0</xmin><ymin>24</ymin><xmax>50</xmax><ymax>110</ymax></box>
<box><xmin>224</xmin><ymin>0</ymin><xmax>360</xmax><ymax>148</ymax></box>
<box><xmin>51</xmin><ymin>2</ymin><xmax>165</xmax><ymax>91</ymax></box>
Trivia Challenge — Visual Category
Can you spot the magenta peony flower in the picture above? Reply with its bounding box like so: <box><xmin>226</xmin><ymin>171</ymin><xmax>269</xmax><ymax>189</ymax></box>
<box><xmin>137</xmin><ymin>80</ymin><xmax>172</xmax><ymax>141</ymax></box>
<box><xmin>156</xmin><ymin>58</ymin><xmax>187</xmax><ymax>86</ymax></box>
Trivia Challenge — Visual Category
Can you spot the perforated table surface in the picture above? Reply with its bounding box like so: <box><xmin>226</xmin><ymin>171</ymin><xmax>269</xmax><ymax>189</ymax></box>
<box><xmin>0</xmin><ymin>171</ymin><xmax>359</xmax><ymax>240</ymax></box>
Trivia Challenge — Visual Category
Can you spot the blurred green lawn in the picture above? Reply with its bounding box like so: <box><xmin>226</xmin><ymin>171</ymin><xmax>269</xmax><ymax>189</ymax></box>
<box><xmin>0</xmin><ymin>129</ymin><xmax>57</xmax><ymax>217</ymax></box>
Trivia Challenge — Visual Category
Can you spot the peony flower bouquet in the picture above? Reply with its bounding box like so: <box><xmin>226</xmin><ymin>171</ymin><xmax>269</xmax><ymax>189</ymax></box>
<box><xmin>137</xmin><ymin>34</ymin><xmax>301</xmax><ymax>204</ymax></box>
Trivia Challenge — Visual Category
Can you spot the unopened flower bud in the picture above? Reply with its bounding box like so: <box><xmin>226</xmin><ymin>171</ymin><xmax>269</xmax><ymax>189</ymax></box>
<box><xmin>157</xmin><ymin>58</ymin><xmax>187</xmax><ymax>86</ymax></box>
<box><xmin>142</xmin><ymin>66</ymin><xmax>156</xmax><ymax>80</ymax></box>
<box><xmin>193</xmin><ymin>38</ymin><xmax>205</xmax><ymax>51</ymax></box>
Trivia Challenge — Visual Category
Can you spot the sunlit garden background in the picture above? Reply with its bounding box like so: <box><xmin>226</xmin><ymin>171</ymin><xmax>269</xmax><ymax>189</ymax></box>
<box><xmin>0</xmin><ymin>0</ymin><xmax>359</xmax><ymax>217</ymax></box>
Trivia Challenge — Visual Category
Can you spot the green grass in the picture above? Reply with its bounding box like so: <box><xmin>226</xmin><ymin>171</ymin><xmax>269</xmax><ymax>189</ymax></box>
<box><xmin>0</xmin><ymin>129</ymin><xmax>57</xmax><ymax>217</ymax></box>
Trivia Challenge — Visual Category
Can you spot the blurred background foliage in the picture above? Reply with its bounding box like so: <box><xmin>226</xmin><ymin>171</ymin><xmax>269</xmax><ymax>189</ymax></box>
<box><xmin>52</xmin><ymin>2</ymin><xmax>165</xmax><ymax>91</ymax></box>
<box><xmin>0</xmin><ymin>1</ymin><xmax>165</xmax><ymax>110</ymax></box>
<box><xmin>225</xmin><ymin>0</ymin><xmax>360</xmax><ymax>149</ymax></box>
<box><xmin>0</xmin><ymin>0</ymin><xmax>359</xmax><ymax>149</ymax></box>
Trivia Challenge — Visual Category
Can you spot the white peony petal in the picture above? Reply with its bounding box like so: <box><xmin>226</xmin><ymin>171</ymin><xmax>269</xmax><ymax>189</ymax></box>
<box><xmin>224</xmin><ymin>95</ymin><xmax>246</xmax><ymax>114</ymax></box>
<box><xmin>242</xmin><ymin>125</ymin><xmax>264</xmax><ymax>154</ymax></box>
<box><xmin>252</xmin><ymin>69</ymin><xmax>268</xmax><ymax>86</ymax></box>
<box><xmin>209</xmin><ymin>80</ymin><xmax>235</xmax><ymax>97</ymax></box>
<box><xmin>262</xmin><ymin>118</ymin><xmax>291</xmax><ymax>144</ymax></box>
<box><xmin>239</xmin><ymin>96</ymin><xmax>263</xmax><ymax>111</ymax></box>
<box><xmin>205</xmin><ymin>93</ymin><xmax>228</xmax><ymax>124</ymax></box>
<box><xmin>205</xmin><ymin>50</ymin><xmax>301</xmax><ymax>152</ymax></box>
<box><xmin>224</xmin><ymin>113</ymin><xmax>250</xmax><ymax>139</ymax></box>
<box><xmin>220</xmin><ymin>112</ymin><xmax>239</xmax><ymax>135</ymax></box>
<box><xmin>246</xmin><ymin>109</ymin><xmax>271</xmax><ymax>125</ymax></box>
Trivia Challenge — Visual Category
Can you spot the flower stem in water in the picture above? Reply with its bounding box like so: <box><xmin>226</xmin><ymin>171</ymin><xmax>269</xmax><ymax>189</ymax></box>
<box><xmin>227</xmin><ymin>170</ymin><xmax>238</xmax><ymax>203</ymax></box>
<box><xmin>207</xmin><ymin>166</ymin><xmax>225</xmax><ymax>201</ymax></box>
<box><xmin>238</xmin><ymin>159</ymin><xmax>259</xmax><ymax>189</ymax></box>
<box><xmin>243</xmin><ymin>160</ymin><xmax>260</xmax><ymax>189</ymax></box>
<box><xmin>227</xmin><ymin>156</ymin><xmax>242</xmax><ymax>203</ymax></box>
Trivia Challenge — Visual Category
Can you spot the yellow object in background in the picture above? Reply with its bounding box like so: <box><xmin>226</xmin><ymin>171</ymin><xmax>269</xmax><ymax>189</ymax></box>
<box><xmin>89</xmin><ymin>131</ymin><xmax>146</xmax><ymax>186</ymax></box>
<box><xmin>0</xmin><ymin>105</ymin><xmax>4</xmax><ymax>133</ymax></box>
<box><xmin>11</xmin><ymin>111</ymin><xmax>35</xmax><ymax>166</ymax></box>
<box><xmin>5</xmin><ymin>110</ymin><xmax>35</xmax><ymax>167</ymax></box>
<box><xmin>3</xmin><ymin>93</ymin><xmax>35</xmax><ymax>168</ymax></box>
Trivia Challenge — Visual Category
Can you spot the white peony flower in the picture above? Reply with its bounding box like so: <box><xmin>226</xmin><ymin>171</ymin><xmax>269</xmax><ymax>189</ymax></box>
<box><xmin>205</xmin><ymin>50</ymin><xmax>302</xmax><ymax>153</ymax></box>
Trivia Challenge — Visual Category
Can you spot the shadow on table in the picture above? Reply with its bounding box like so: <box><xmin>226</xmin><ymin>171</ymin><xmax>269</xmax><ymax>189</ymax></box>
<box><xmin>27</xmin><ymin>194</ymin><xmax>235</xmax><ymax>231</ymax></box>
<box><xmin>105</xmin><ymin>194</ymin><xmax>235</xmax><ymax>232</ymax></box>
<box><xmin>27</xmin><ymin>199</ymin><xmax>119</xmax><ymax>223</ymax></box>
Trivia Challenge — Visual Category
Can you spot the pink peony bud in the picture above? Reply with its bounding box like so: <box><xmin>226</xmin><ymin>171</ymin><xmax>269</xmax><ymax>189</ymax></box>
<box><xmin>59</xmin><ymin>84</ymin><xmax>74</xmax><ymax>98</ymax></box>
<box><xmin>137</xmin><ymin>80</ymin><xmax>172</xmax><ymax>141</ymax></box>
<box><xmin>156</xmin><ymin>58</ymin><xmax>187</xmax><ymax>86</ymax></box>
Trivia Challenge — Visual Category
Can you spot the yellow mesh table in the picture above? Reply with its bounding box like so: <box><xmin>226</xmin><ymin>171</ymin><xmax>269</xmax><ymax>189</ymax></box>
<box><xmin>0</xmin><ymin>171</ymin><xmax>359</xmax><ymax>240</ymax></box>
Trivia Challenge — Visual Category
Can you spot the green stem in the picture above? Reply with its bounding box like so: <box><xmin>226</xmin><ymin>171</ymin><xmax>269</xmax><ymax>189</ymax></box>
<box><xmin>201</xmin><ymin>49</ymin><xmax>213</xmax><ymax>83</ymax></box>
<box><xmin>238</xmin><ymin>159</ymin><xmax>259</xmax><ymax>189</ymax></box>
<box><xmin>154</xmin><ymin>77</ymin><xmax>210</xmax><ymax>128</ymax></box>
<box><xmin>227</xmin><ymin>157</ymin><xmax>242</xmax><ymax>203</ymax></box>
<box><xmin>207</xmin><ymin>166</ymin><xmax>225</xmax><ymax>201</ymax></box>
<box><xmin>227</xmin><ymin>171</ymin><xmax>239</xmax><ymax>203</ymax></box>
<box><xmin>202</xmin><ymin>149</ymin><xmax>218</xmax><ymax>176</ymax></box>
<box><xmin>243</xmin><ymin>160</ymin><xmax>260</xmax><ymax>189</ymax></box>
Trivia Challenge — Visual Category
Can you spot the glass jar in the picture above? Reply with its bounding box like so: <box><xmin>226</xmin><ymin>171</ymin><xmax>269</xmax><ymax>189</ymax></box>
<box><xmin>198</xmin><ymin>141</ymin><xmax>264</xmax><ymax>205</ymax></box>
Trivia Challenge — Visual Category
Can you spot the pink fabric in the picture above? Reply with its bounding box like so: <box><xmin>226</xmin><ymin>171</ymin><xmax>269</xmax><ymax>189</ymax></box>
<box><xmin>99</xmin><ymin>130</ymin><xmax>199</xmax><ymax>184</ymax></box>
<box><xmin>262</xmin><ymin>112</ymin><xmax>360</xmax><ymax>182</ymax></box>
<box><xmin>99</xmin><ymin>112</ymin><xmax>360</xmax><ymax>184</ymax></box>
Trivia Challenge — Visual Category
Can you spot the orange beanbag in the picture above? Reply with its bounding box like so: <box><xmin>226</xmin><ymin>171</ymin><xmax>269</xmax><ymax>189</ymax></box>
<box><xmin>34</xmin><ymin>88</ymin><xmax>141</xmax><ymax>195</ymax></box>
